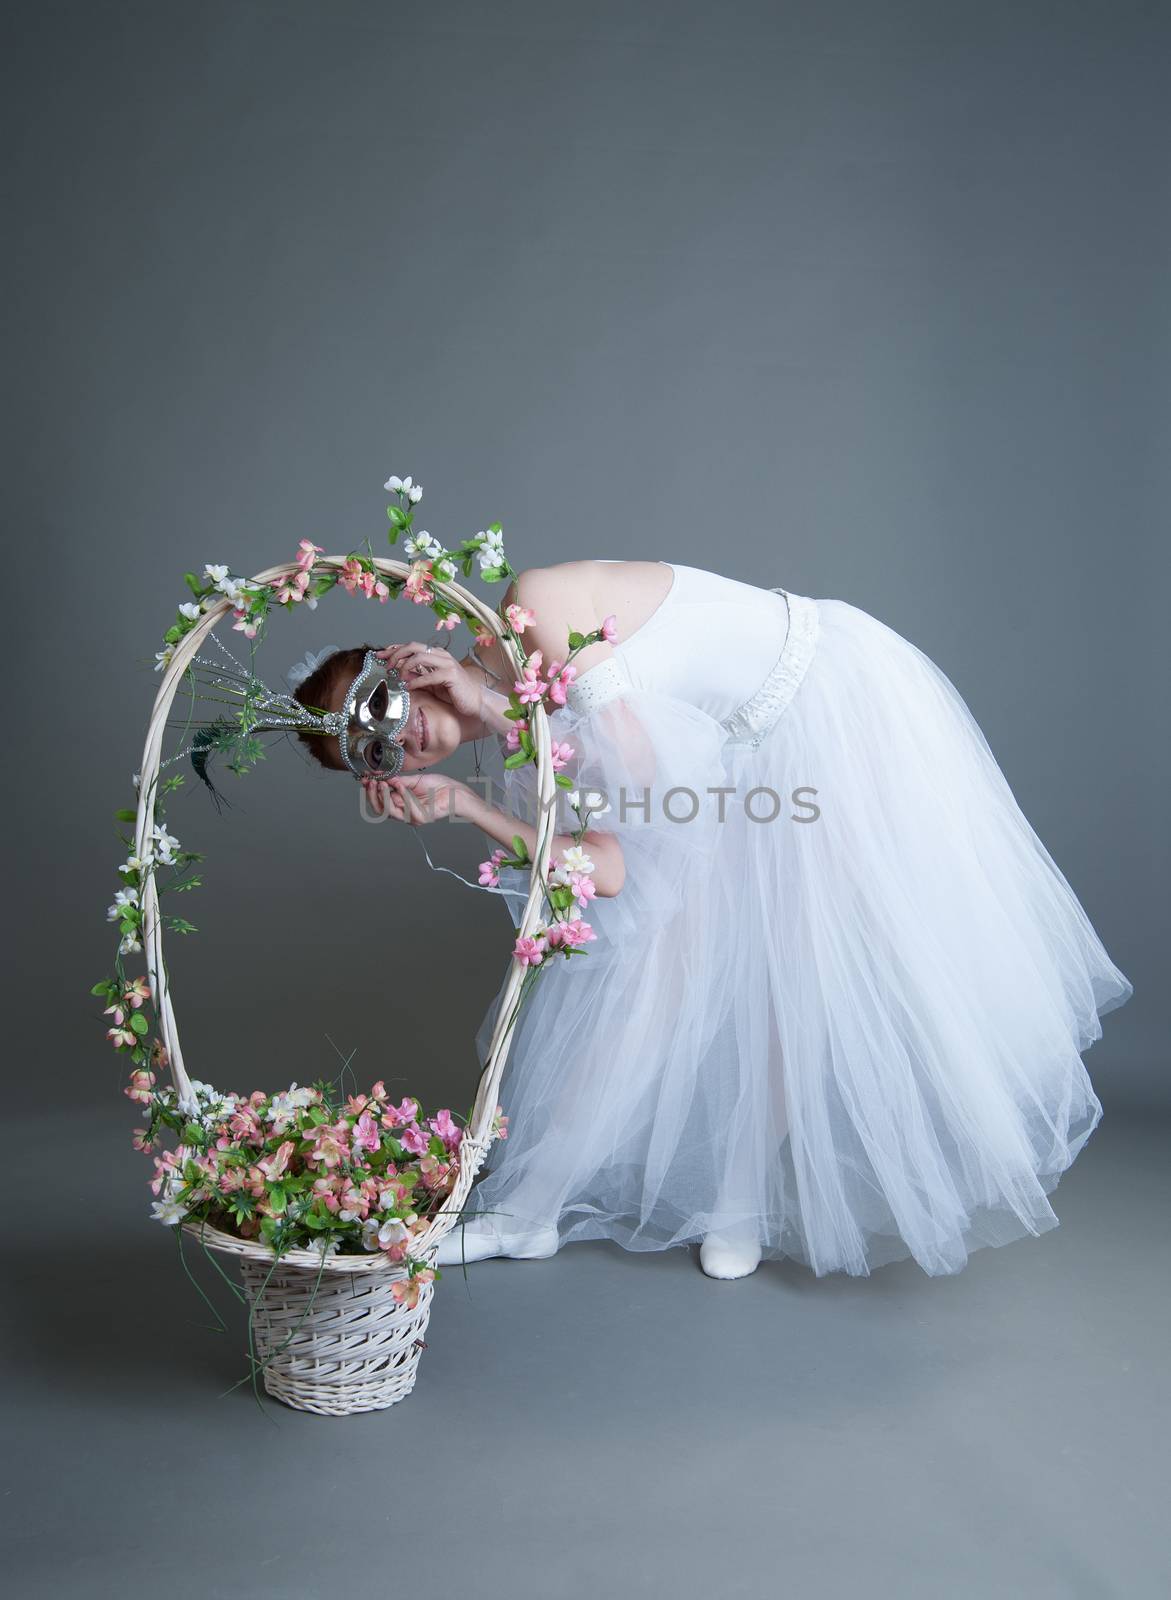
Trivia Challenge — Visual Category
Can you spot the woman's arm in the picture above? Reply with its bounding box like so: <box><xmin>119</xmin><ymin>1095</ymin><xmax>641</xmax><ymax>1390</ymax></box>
<box><xmin>364</xmin><ymin>774</ymin><xmax>626</xmax><ymax>898</ymax></box>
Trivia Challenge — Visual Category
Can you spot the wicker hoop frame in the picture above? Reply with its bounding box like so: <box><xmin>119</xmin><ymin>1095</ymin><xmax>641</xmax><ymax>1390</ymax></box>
<box><xmin>137</xmin><ymin>557</ymin><xmax>556</xmax><ymax>1412</ymax></box>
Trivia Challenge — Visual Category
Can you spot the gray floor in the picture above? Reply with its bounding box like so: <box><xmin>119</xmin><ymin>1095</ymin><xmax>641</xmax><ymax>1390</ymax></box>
<box><xmin>3</xmin><ymin>1107</ymin><xmax>1167</xmax><ymax>1600</ymax></box>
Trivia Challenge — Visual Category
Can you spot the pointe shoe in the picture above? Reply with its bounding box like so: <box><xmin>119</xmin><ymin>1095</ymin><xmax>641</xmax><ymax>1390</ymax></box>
<box><xmin>699</xmin><ymin>1232</ymin><xmax>762</xmax><ymax>1280</ymax></box>
<box><xmin>435</xmin><ymin>1217</ymin><xmax>560</xmax><ymax>1266</ymax></box>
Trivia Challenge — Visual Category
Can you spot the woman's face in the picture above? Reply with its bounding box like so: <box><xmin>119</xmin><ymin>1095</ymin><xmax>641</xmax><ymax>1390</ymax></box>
<box><xmin>323</xmin><ymin>676</ymin><xmax>461</xmax><ymax>775</ymax></box>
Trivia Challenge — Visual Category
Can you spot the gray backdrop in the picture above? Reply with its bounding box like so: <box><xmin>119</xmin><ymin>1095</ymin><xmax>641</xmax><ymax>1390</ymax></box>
<box><xmin>5</xmin><ymin>0</ymin><xmax>1166</xmax><ymax>1120</ymax></box>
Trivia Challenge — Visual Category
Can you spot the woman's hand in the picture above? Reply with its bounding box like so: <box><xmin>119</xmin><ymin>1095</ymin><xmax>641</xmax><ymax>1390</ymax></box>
<box><xmin>375</xmin><ymin>641</ymin><xmax>483</xmax><ymax>722</ymax></box>
<box><xmin>361</xmin><ymin>773</ymin><xmax>476</xmax><ymax>825</ymax></box>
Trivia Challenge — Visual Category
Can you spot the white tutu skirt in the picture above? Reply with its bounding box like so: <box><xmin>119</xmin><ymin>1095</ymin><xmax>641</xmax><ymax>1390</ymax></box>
<box><xmin>466</xmin><ymin>599</ymin><xmax>1132</xmax><ymax>1276</ymax></box>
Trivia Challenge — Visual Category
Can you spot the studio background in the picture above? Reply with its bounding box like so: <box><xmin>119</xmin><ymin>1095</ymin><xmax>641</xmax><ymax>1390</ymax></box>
<box><xmin>4</xmin><ymin>4</ymin><xmax>1169</xmax><ymax>1598</ymax></box>
<box><xmin>9</xmin><ymin>0</ymin><xmax>1163</xmax><ymax>1120</ymax></box>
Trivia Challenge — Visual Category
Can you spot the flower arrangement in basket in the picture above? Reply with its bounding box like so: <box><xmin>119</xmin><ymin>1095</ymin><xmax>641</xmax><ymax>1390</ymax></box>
<box><xmin>94</xmin><ymin>472</ymin><xmax>615</xmax><ymax>1416</ymax></box>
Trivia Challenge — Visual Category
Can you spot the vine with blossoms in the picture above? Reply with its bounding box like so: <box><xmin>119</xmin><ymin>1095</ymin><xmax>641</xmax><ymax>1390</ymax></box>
<box><xmin>95</xmin><ymin>472</ymin><xmax>618</xmax><ymax>1328</ymax></box>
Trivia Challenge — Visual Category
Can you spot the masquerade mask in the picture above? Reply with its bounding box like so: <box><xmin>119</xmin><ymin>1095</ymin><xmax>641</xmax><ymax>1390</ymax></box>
<box><xmin>335</xmin><ymin>651</ymin><xmax>411</xmax><ymax>779</ymax></box>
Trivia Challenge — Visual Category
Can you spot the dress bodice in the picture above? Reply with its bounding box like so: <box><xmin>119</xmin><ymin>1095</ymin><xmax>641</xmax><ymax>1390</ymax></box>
<box><xmin>562</xmin><ymin>563</ymin><xmax>819</xmax><ymax>747</ymax></box>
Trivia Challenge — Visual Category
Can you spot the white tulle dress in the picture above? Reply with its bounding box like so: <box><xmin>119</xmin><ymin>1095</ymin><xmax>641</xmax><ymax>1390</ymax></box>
<box><xmin>463</xmin><ymin>562</ymin><xmax>1131</xmax><ymax>1277</ymax></box>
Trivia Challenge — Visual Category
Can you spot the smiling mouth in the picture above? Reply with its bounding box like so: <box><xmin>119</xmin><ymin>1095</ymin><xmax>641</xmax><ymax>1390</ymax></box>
<box><xmin>417</xmin><ymin>707</ymin><xmax>429</xmax><ymax>753</ymax></box>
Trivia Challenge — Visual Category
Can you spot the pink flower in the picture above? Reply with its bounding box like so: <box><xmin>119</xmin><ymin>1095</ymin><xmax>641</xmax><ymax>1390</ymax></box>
<box><xmin>123</xmin><ymin>977</ymin><xmax>151</xmax><ymax>1009</ymax></box>
<box><xmin>404</xmin><ymin>562</ymin><xmax>435</xmax><ymax>605</ymax></box>
<box><xmin>338</xmin><ymin>1185</ymin><xmax>370</xmax><ymax>1222</ymax></box>
<box><xmin>390</xmin><ymin>1268</ymin><xmax>435</xmax><ymax>1309</ymax></box>
<box><xmin>545</xmin><ymin>660</ymin><xmax>578</xmax><ymax>706</ymax></box>
<box><xmin>369</xmin><ymin>1079</ymin><xmax>388</xmax><ymax>1103</ymax></box>
<box><xmin>352</xmin><ymin>1109</ymin><xmax>381</xmax><ymax>1155</ymax></box>
<box><xmin>131</xmin><ymin>1127</ymin><xmax>153</xmax><ymax>1153</ymax></box>
<box><xmin>270</xmin><ymin>570</ymin><xmax>312</xmax><ymax>605</ymax></box>
<box><xmin>232</xmin><ymin>610</ymin><xmax>259</xmax><ymax>638</ymax></box>
<box><xmin>600</xmin><ymin>614</ymin><xmax>618</xmax><ymax>643</ymax></box>
<box><xmin>305</xmin><ymin>1125</ymin><xmax>349</xmax><ymax>1170</ymax></box>
<box><xmin>399</xmin><ymin>1122</ymin><xmax>430</xmax><ymax>1156</ymax></box>
<box><xmin>359</xmin><ymin>570</ymin><xmax>391</xmax><ymax>602</ymax></box>
<box><xmin>514</xmin><ymin>670</ymin><xmax>546</xmax><ymax>707</ymax></box>
<box><xmin>549</xmin><ymin>740</ymin><xmax>575</xmax><ymax>772</ymax></box>
<box><xmin>338</xmin><ymin>557</ymin><xmax>365</xmax><ymax>595</ymax></box>
<box><xmin>504</xmin><ymin>719</ymin><xmax>528</xmax><ymax>753</ymax></box>
<box><xmin>505</xmin><ymin>603</ymin><xmax>537</xmax><ymax>633</ymax></box>
<box><xmin>491</xmin><ymin>1104</ymin><xmax>510</xmax><ymax>1141</ymax></box>
<box><xmin>256</xmin><ymin>1140</ymin><xmax>295</xmax><ymax>1180</ymax></box>
<box><xmin>419</xmin><ymin>1152</ymin><xmax>454</xmax><ymax>1190</ymax></box>
<box><xmin>296</xmin><ymin>539</ymin><xmax>324</xmax><ymax>571</ymax></box>
<box><xmin>380</xmin><ymin>1096</ymin><xmax>420</xmax><ymax>1130</ymax></box>
<box><xmin>478</xmin><ymin>847</ymin><xmax>507</xmax><ymax>887</ymax></box>
<box><xmin>513</xmin><ymin>935</ymin><xmax>547</xmax><ymax>967</ymax></box>
<box><xmin>569</xmin><ymin>872</ymin><xmax>597</xmax><ymax>908</ymax></box>
<box><xmin>427</xmin><ymin>1108</ymin><xmax>463</xmax><ymax>1152</ymax></box>
<box><xmin>546</xmin><ymin>911</ymin><xmax>596</xmax><ymax>950</ymax></box>
<box><xmin>125</xmin><ymin>1068</ymin><xmax>155</xmax><ymax>1102</ymax></box>
<box><xmin>474</xmin><ymin>628</ymin><xmax>495</xmax><ymax>648</ymax></box>
<box><xmin>435</xmin><ymin>613</ymin><xmax>458</xmax><ymax>632</ymax></box>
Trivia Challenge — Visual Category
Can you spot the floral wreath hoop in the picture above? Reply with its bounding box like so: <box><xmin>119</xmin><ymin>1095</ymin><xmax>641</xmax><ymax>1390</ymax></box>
<box><xmin>140</xmin><ymin>554</ymin><xmax>555</xmax><ymax>1274</ymax></box>
<box><xmin>100</xmin><ymin>480</ymin><xmax>609</xmax><ymax>1413</ymax></box>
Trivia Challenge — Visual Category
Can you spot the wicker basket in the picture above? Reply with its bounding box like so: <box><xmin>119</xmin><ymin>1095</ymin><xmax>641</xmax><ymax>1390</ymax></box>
<box><xmin>136</xmin><ymin>558</ymin><xmax>556</xmax><ymax>1413</ymax></box>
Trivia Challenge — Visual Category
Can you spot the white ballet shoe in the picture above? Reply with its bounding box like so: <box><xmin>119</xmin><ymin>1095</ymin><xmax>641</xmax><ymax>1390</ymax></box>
<box><xmin>435</xmin><ymin>1217</ymin><xmax>560</xmax><ymax>1266</ymax></box>
<box><xmin>699</xmin><ymin>1232</ymin><xmax>762</xmax><ymax>1280</ymax></box>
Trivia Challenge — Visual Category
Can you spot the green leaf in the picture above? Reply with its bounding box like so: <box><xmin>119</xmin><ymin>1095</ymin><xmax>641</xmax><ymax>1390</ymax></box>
<box><xmin>129</xmin><ymin>1012</ymin><xmax>149</xmax><ymax>1036</ymax></box>
<box><xmin>555</xmin><ymin>772</ymin><xmax>574</xmax><ymax>789</ymax></box>
<box><xmin>567</xmin><ymin>631</ymin><xmax>585</xmax><ymax>650</ymax></box>
<box><xmin>312</xmin><ymin>574</ymin><xmax>338</xmax><ymax>596</ymax></box>
<box><xmin>388</xmin><ymin>506</ymin><xmax>408</xmax><ymax>529</ymax></box>
<box><xmin>267</xmin><ymin>1184</ymin><xmax>288</xmax><ymax>1216</ymax></box>
<box><xmin>519</xmin><ymin>729</ymin><xmax>534</xmax><ymax>756</ymax></box>
<box><xmin>504</xmin><ymin>750</ymin><xmax>531</xmax><ymax>769</ymax></box>
<box><xmin>114</xmin><ymin>808</ymin><xmax>137</xmax><ymax>823</ymax></box>
<box><xmin>511</xmin><ymin>835</ymin><xmax>530</xmax><ymax>861</ymax></box>
<box><xmin>480</xmin><ymin>565</ymin><xmax>506</xmax><ymax>583</ymax></box>
<box><xmin>183</xmin><ymin>572</ymin><xmax>205</xmax><ymax>596</ymax></box>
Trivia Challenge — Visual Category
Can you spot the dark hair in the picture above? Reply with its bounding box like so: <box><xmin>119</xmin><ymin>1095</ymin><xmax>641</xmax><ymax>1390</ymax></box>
<box><xmin>292</xmin><ymin>644</ymin><xmax>375</xmax><ymax>771</ymax></box>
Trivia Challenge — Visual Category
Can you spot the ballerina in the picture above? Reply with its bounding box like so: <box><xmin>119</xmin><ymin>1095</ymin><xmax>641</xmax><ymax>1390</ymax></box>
<box><xmin>290</xmin><ymin>558</ymin><xmax>1131</xmax><ymax>1281</ymax></box>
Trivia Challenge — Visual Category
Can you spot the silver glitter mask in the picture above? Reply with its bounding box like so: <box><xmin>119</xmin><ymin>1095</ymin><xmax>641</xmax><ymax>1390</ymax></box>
<box><xmin>335</xmin><ymin>650</ymin><xmax>412</xmax><ymax>779</ymax></box>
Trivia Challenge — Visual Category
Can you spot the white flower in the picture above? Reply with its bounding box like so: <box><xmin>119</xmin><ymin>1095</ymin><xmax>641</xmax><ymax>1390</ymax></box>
<box><xmin>307</xmin><ymin>1236</ymin><xmax>340</xmax><ymax>1258</ymax></box>
<box><xmin>155</xmin><ymin>647</ymin><xmax>174</xmax><ymax>672</ymax></box>
<box><xmin>107</xmin><ymin>887</ymin><xmax>139</xmax><ymax>921</ymax></box>
<box><xmin>219</xmin><ymin>577</ymin><xmax>256</xmax><ymax>605</ymax></box>
<box><xmin>119</xmin><ymin>933</ymin><xmax>143</xmax><ymax>955</ymax></box>
<box><xmin>121</xmin><ymin>853</ymin><xmax>151</xmax><ymax>874</ymax></box>
<box><xmin>560</xmin><ymin>845</ymin><xmax>595</xmax><ymax>876</ymax></box>
<box><xmin>151</xmin><ymin>824</ymin><xmax>180</xmax><ymax>864</ymax></box>
<box><xmin>476</xmin><ymin>529</ymin><xmax>505</xmax><ymax>570</ymax></box>
<box><xmin>404</xmin><ymin>531</ymin><xmax>444</xmax><ymax>561</ymax></box>
<box><xmin>384</xmin><ymin>475</ymin><xmax>403</xmax><ymax>493</ymax></box>
<box><xmin>408</xmin><ymin>483</ymin><xmax>423</xmax><ymax>504</ymax></box>
<box><xmin>203</xmin><ymin>563</ymin><xmax>230</xmax><ymax>586</ymax></box>
<box><xmin>567</xmin><ymin>789</ymin><xmax>610</xmax><ymax>817</ymax></box>
<box><xmin>269</xmin><ymin>1084</ymin><xmax>315</xmax><ymax>1121</ymax></box>
<box><xmin>178</xmin><ymin>602</ymin><xmax>202</xmax><ymax>621</ymax></box>
<box><xmin>361</xmin><ymin>1218</ymin><xmax>382</xmax><ymax>1252</ymax></box>
<box><xmin>377</xmin><ymin>1217</ymin><xmax>408</xmax><ymax>1249</ymax></box>
<box><xmin>131</xmin><ymin>772</ymin><xmax>141</xmax><ymax>791</ymax></box>
<box><xmin>151</xmin><ymin>1196</ymin><xmax>187</xmax><ymax>1226</ymax></box>
<box><xmin>433</xmin><ymin>556</ymin><xmax>456</xmax><ymax>582</ymax></box>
